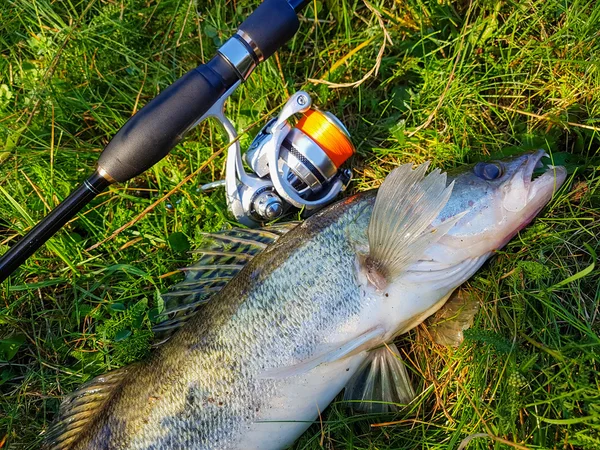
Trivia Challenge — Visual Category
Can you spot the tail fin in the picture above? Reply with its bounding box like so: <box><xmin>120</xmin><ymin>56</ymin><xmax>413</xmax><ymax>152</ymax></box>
<box><xmin>44</xmin><ymin>366</ymin><xmax>132</xmax><ymax>450</ymax></box>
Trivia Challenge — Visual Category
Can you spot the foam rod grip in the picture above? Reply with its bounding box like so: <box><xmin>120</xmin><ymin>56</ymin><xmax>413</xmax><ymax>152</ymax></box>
<box><xmin>98</xmin><ymin>55</ymin><xmax>237</xmax><ymax>183</ymax></box>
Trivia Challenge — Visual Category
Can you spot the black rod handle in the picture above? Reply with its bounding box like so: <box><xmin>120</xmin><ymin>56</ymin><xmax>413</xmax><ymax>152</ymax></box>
<box><xmin>98</xmin><ymin>0</ymin><xmax>301</xmax><ymax>183</ymax></box>
<box><xmin>97</xmin><ymin>56</ymin><xmax>237</xmax><ymax>183</ymax></box>
<box><xmin>0</xmin><ymin>172</ymin><xmax>111</xmax><ymax>283</ymax></box>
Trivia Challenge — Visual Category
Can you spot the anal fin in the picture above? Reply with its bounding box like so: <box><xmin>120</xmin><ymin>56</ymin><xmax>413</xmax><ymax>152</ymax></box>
<box><xmin>343</xmin><ymin>342</ymin><xmax>415</xmax><ymax>413</ymax></box>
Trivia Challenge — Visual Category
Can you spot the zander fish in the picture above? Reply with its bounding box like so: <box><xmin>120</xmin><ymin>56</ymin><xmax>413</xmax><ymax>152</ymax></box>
<box><xmin>46</xmin><ymin>150</ymin><xmax>566</xmax><ymax>450</ymax></box>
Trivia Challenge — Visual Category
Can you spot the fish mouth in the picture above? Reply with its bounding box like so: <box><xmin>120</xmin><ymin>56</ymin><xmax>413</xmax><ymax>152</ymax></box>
<box><xmin>496</xmin><ymin>150</ymin><xmax>567</xmax><ymax>244</ymax></box>
<box><xmin>523</xmin><ymin>150</ymin><xmax>567</xmax><ymax>201</ymax></box>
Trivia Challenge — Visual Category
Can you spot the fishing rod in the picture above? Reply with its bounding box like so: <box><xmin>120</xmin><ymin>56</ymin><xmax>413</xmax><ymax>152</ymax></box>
<box><xmin>0</xmin><ymin>0</ymin><xmax>311</xmax><ymax>283</ymax></box>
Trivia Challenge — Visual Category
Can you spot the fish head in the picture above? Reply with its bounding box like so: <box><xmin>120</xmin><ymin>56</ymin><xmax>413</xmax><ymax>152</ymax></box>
<box><xmin>428</xmin><ymin>150</ymin><xmax>567</xmax><ymax>263</ymax></box>
<box><xmin>373</xmin><ymin>150</ymin><xmax>567</xmax><ymax>336</ymax></box>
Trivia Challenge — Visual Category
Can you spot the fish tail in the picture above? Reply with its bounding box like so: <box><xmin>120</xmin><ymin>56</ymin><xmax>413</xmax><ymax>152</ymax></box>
<box><xmin>44</xmin><ymin>365</ymin><xmax>133</xmax><ymax>450</ymax></box>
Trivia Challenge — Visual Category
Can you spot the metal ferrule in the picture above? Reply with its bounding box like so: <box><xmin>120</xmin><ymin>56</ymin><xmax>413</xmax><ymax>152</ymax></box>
<box><xmin>218</xmin><ymin>36</ymin><xmax>258</xmax><ymax>81</ymax></box>
<box><xmin>96</xmin><ymin>167</ymin><xmax>116</xmax><ymax>184</ymax></box>
<box><xmin>236</xmin><ymin>29</ymin><xmax>264</xmax><ymax>62</ymax></box>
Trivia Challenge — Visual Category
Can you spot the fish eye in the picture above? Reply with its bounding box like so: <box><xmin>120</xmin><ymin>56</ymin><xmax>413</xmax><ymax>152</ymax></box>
<box><xmin>474</xmin><ymin>162</ymin><xmax>504</xmax><ymax>180</ymax></box>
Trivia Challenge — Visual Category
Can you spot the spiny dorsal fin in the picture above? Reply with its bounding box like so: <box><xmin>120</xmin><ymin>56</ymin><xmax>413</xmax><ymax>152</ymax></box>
<box><xmin>44</xmin><ymin>367</ymin><xmax>132</xmax><ymax>450</ymax></box>
<box><xmin>191</xmin><ymin>224</ymin><xmax>297</xmax><ymax>255</ymax></box>
<box><xmin>153</xmin><ymin>224</ymin><xmax>299</xmax><ymax>344</ymax></box>
<box><xmin>343</xmin><ymin>342</ymin><xmax>415</xmax><ymax>413</ymax></box>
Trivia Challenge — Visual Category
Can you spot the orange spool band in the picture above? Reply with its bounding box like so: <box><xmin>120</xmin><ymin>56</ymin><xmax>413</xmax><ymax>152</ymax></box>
<box><xmin>296</xmin><ymin>109</ymin><xmax>355</xmax><ymax>168</ymax></box>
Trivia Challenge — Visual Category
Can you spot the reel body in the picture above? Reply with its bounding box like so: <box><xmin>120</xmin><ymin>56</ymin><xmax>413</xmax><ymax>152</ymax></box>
<box><xmin>201</xmin><ymin>90</ymin><xmax>354</xmax><ymax>226</ymax></box>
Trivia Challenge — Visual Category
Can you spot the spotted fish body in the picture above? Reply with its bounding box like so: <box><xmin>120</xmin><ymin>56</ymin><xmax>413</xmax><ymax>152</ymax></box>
<box><xmin>58</xmin><ymin>195</ymin><xmax>376</xmax><ymax>449</ymax></box>
<box><xmin>47</xmin><ymin>152</ymin><xmax>566</xmax><ymax>450</ymax></box>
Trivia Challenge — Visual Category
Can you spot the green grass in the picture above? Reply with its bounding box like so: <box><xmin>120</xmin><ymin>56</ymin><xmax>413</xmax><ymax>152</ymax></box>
<box><xmin>0</xmin><ymin>0</ymin><xmax>599</xmax><ymax>448</ymax></box>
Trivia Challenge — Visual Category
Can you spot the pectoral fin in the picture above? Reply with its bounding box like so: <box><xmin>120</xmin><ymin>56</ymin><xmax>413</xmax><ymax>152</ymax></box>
<box><xmin>362</xmin><ymin>162</ymin><xmax>456</xmax><ymax>290</ymax></box>
<box><xmin>427</xmin><ymin>288</ymin><xmax>480</xmax><ymax>347</ymax></box>
<box><xmin>260</xmin><ymin>327</ymin><xmax>385</xmax><ymax>379</ymax></box>
<box><xmin>343</xmin><ymin>342</ymin><xmax>415</xmax><ymax>413</ymax></box>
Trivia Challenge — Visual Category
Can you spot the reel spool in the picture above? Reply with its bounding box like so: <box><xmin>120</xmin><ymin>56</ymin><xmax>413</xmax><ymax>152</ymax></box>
<box><xmin>201</xmin><ymin>91</ymin><xmax>354</xmax><ymax>227</ymax></box>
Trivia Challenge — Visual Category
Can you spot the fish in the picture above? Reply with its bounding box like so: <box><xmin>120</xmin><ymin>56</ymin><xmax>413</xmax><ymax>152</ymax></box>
<box><xmin>45</xmin><ymin>150</ymin><xmax>566</xmax><ymax>450</ymax></box>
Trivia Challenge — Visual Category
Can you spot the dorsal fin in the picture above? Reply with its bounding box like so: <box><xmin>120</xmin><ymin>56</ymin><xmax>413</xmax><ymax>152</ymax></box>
<box><xmin>153</xmin><ymin>223</ymin><xmax>298</xmax><ymax>344</ymax></box>
<box><xmin>44</xmin><ymin>366</ymin><xmax>132</xmax><ymax>450</ymax></box>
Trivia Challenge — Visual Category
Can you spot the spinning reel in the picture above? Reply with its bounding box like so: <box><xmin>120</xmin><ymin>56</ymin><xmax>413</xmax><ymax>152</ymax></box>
<box><xmin>0</xmin><ymin>0</ymin><xmax>325</xmax><ymax>280</ymax></box>
<box><xmin>200</xmin><ymin>89</ymin><xmax>355</xmax><ymax>226</ymax></box>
